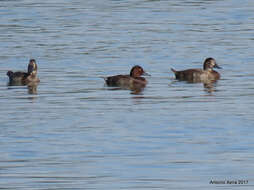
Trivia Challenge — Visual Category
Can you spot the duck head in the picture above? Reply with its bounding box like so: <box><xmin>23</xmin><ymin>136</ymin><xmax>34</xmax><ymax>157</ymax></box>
<box><xmin>203</xmin><ymin>57</ymin><xmax>222</xmax><ymax>70</ymax></box>
<box><xmin>28</xmin><ymin>59</ymin><xmax>38</xmax><ymax>75</ymax></box>
<box><xmin>130</xmin><ymin>65</ymin><xmax>150</xmax><ymax>77</ymax></box>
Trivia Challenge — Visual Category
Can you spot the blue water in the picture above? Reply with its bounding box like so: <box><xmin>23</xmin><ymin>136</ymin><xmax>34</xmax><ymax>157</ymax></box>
<box><xmin>0</xmin><ymin>0</ymin><xmax>254</xmax><ymax>189</ymax></box>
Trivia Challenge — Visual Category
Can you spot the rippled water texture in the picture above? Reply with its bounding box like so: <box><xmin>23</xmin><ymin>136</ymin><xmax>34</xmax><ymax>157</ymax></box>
<box><xmin>0</xmin><ymin>0</ymin><xmax>254</xmax><ymax>189</ymax></box>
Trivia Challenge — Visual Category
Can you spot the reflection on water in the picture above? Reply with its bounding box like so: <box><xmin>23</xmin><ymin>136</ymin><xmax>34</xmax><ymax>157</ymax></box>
<box><xmin>106</xmin><ymin>86</ymin><xmax>145</xmax><ymax>95</ymax></box>
<box><xmin>1</xmin><ymin>0</ymin><xmax>254</xmax><ymax>189</ymax></box>
<box><xmin>27</xmin><ymin>83</ymin><xmax>38</xmax><ymax>94</ymax></box>
<box><xmin>203</xmin><ymin>81</ymin><xmax>217</xmax><ymax>94</ymax></box>
<box><xmin>7</xmin><ymin>82</ymin><xmax>39</xmax><ymax>95</ymax></box>
<box><xmin>171</xmin><ymin>77</ymin><xmax>219</xmax><ymax>95</ymax></box>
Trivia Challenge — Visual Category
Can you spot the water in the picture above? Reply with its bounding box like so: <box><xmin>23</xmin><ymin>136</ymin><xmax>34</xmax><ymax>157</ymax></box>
<box><xmin>0</xmin><ymin>0</ymin><xmax>254</xmax><ymax>189</ymax></box>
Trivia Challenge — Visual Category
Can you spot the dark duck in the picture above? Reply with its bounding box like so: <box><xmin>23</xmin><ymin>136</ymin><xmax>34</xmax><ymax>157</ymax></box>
<box><xmin>104</xmin><ymin>65</ymin><xmax>149</xmax><ymax>89</ymax></box>
<box><xmin>171</xmin><ymin>57</ymin><xmax>221</xmax><ymax>83</ymax></box>
<box><xmin>7</xmin><ymin>59</ymin><xmax>40</xmax><ymax>85</ymax></box>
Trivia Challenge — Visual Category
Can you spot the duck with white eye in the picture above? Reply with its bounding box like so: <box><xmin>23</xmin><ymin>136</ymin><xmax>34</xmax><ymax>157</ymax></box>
<box><xmin>104</xmin><ymin>65</ymin><xmax>150</xmax><ymax>89</ymax></box>
<box><xmin>171</xmin><ymin>58</ymin><xmax>222</xmax><ymax>83</ymax></box>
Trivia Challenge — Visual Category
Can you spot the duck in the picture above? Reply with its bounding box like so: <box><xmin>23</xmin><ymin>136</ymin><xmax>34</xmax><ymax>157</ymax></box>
<box><xmin>7</xmin><ymin>59</ymin><xmax>40</xmax><ymax>85</ymax></box>
<box><xmin>171</xmin><ymin>57</ymin><xmax>221</xmax><ymax>83</ymax></box>
<box><xmin>104</xmin><ymin>65</ymin><xmax>149</xmax><ymax>89</ymax></box>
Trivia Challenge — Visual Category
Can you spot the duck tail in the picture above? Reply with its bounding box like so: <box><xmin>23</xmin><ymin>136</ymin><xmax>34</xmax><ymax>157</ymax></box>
<box><xmin>100</xmin><ymin>77</ymin><xmax>109</xmax><ymax>85</ymax></box>
<box><xmin>7</xmin><ymin>71</ymin><xmax>13</xmax><ymax>77</ymax></box>
<box><xmin>171</xmin><ymin>68</ymin><xmax>177</xmax><ymax>74</ymax></box>
<box><xmin>100</xmin><ymin>76</ymin><xmax>107</xmax><ymax>81</ymax></box>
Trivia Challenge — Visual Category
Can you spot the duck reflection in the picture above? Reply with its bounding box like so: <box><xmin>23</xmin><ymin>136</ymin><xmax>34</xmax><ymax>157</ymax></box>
<box><xmin>130</xmin><ymin>86</ymin><xmax>145</xmax><ymax>95</ymax></box>
<box><xmin>203</xmin><ymin>80</ymin><xmax>218</xmax><ymax>94</ymax></box>
<box><xmin>27</xmin><ymin>83</ymin><xmax>38</xmax><ymax>94</ymax></box>
<box><xmin>7</xmin><ymin>81</ymin><xmax>39</xmax><ymax>95</ymax></box>
<box><xmin>171</xmin><ymin>77</ymin><xmax>219</xmax><ymax>94</ymax></box>
<box><xmin>106</xmin><ymin>84</ymin><xmax>145</xmax><ymax>95</ymax></box>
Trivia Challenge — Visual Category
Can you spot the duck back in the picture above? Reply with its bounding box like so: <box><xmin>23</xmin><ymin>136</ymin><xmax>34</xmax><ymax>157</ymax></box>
<box><xmin>105</xmin><ymin>75</ymin><xmax>147</xmax><ymax>88</ymax></box>
<box><xmin>172</xmin><ymin>68</ymin><xmax>203</xmax><ymax>82</ymax></box>
<box><xmin>105</xmin><ymin>75</ymin><xmax>128</xmax><ymax>86</ymax></box>
<box><xmin>7</xmin><ymin>71</ymin><xmax>29</xmax><ymax>84</ymax></box>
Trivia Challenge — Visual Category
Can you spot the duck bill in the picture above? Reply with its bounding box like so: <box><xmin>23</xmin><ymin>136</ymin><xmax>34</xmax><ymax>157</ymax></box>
<box><xmin>142</xmin><ymin>72</ymin><xmax>151</xmax><ymax>76</ymax></box>
<box><xmin>214</xmin><ymin>63</ymin><xmax>222</xmax><ymax>69</ymax></box>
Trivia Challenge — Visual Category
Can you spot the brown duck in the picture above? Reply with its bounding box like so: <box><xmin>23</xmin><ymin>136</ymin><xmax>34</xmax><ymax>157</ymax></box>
<box><xmin>104</xmin><ymin>65</ymin><xmax>149</xmax><ymax>89</ymax></box>
<box><xmin>171</xmin><ymin>57</ymin><xmax>221</xmax><ymax>83</ymax></box>
<box><xmin>7</xmin><ymin>59</ymin><xmax>40</xmax><ymax>85</ymax></box>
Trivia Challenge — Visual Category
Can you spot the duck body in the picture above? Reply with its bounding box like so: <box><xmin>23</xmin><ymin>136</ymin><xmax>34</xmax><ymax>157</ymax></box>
<box><xmin>104</xmin><ymin>65</ymin><xmax>149</xmax><ymax>89</ymax></box>
<box><xmin>7</xmin><ymin>59</ymin><xmax>40</xmax><ymax>85</ymax></box>
<box><xmin>171</xmin><ymin>58</ymin><xmax>221</xmax><ymax>83</ymax></box>
<box><xmin>105</xmin><ymin>75</ymin><xmax>147</xmax><ymax>88</ymax></box>
<box><xmin>7</xmin><ymin>71</ymin><xmax>28</xmax><ymax>84</ymax></box>
<box><xmin>171</xmin><ymin>68</ymin><xmax>220</xmax><ymax>83</ymax></box>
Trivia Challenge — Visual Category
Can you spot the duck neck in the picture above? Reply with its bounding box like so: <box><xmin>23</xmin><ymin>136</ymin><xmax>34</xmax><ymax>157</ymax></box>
<box><xmin>29</xmin><ymin>71</ymin><xmax>37</xmax><ymax>77</ymax></box>
<box><xmin>205</xmin><ymin>68</ymin><xmax>213</xmax><ymax>71</ymax></box>
<box><xmin>130</xmin><ymin>71</ymin><xmax>137</xmax><ymax>77</ymax></box>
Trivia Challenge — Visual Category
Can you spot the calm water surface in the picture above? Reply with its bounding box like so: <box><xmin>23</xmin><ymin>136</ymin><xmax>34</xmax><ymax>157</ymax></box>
<box><xmin>0</xmin><ymin>0</ymin><xmax>254</xmax><ymax>189</ymax></box>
